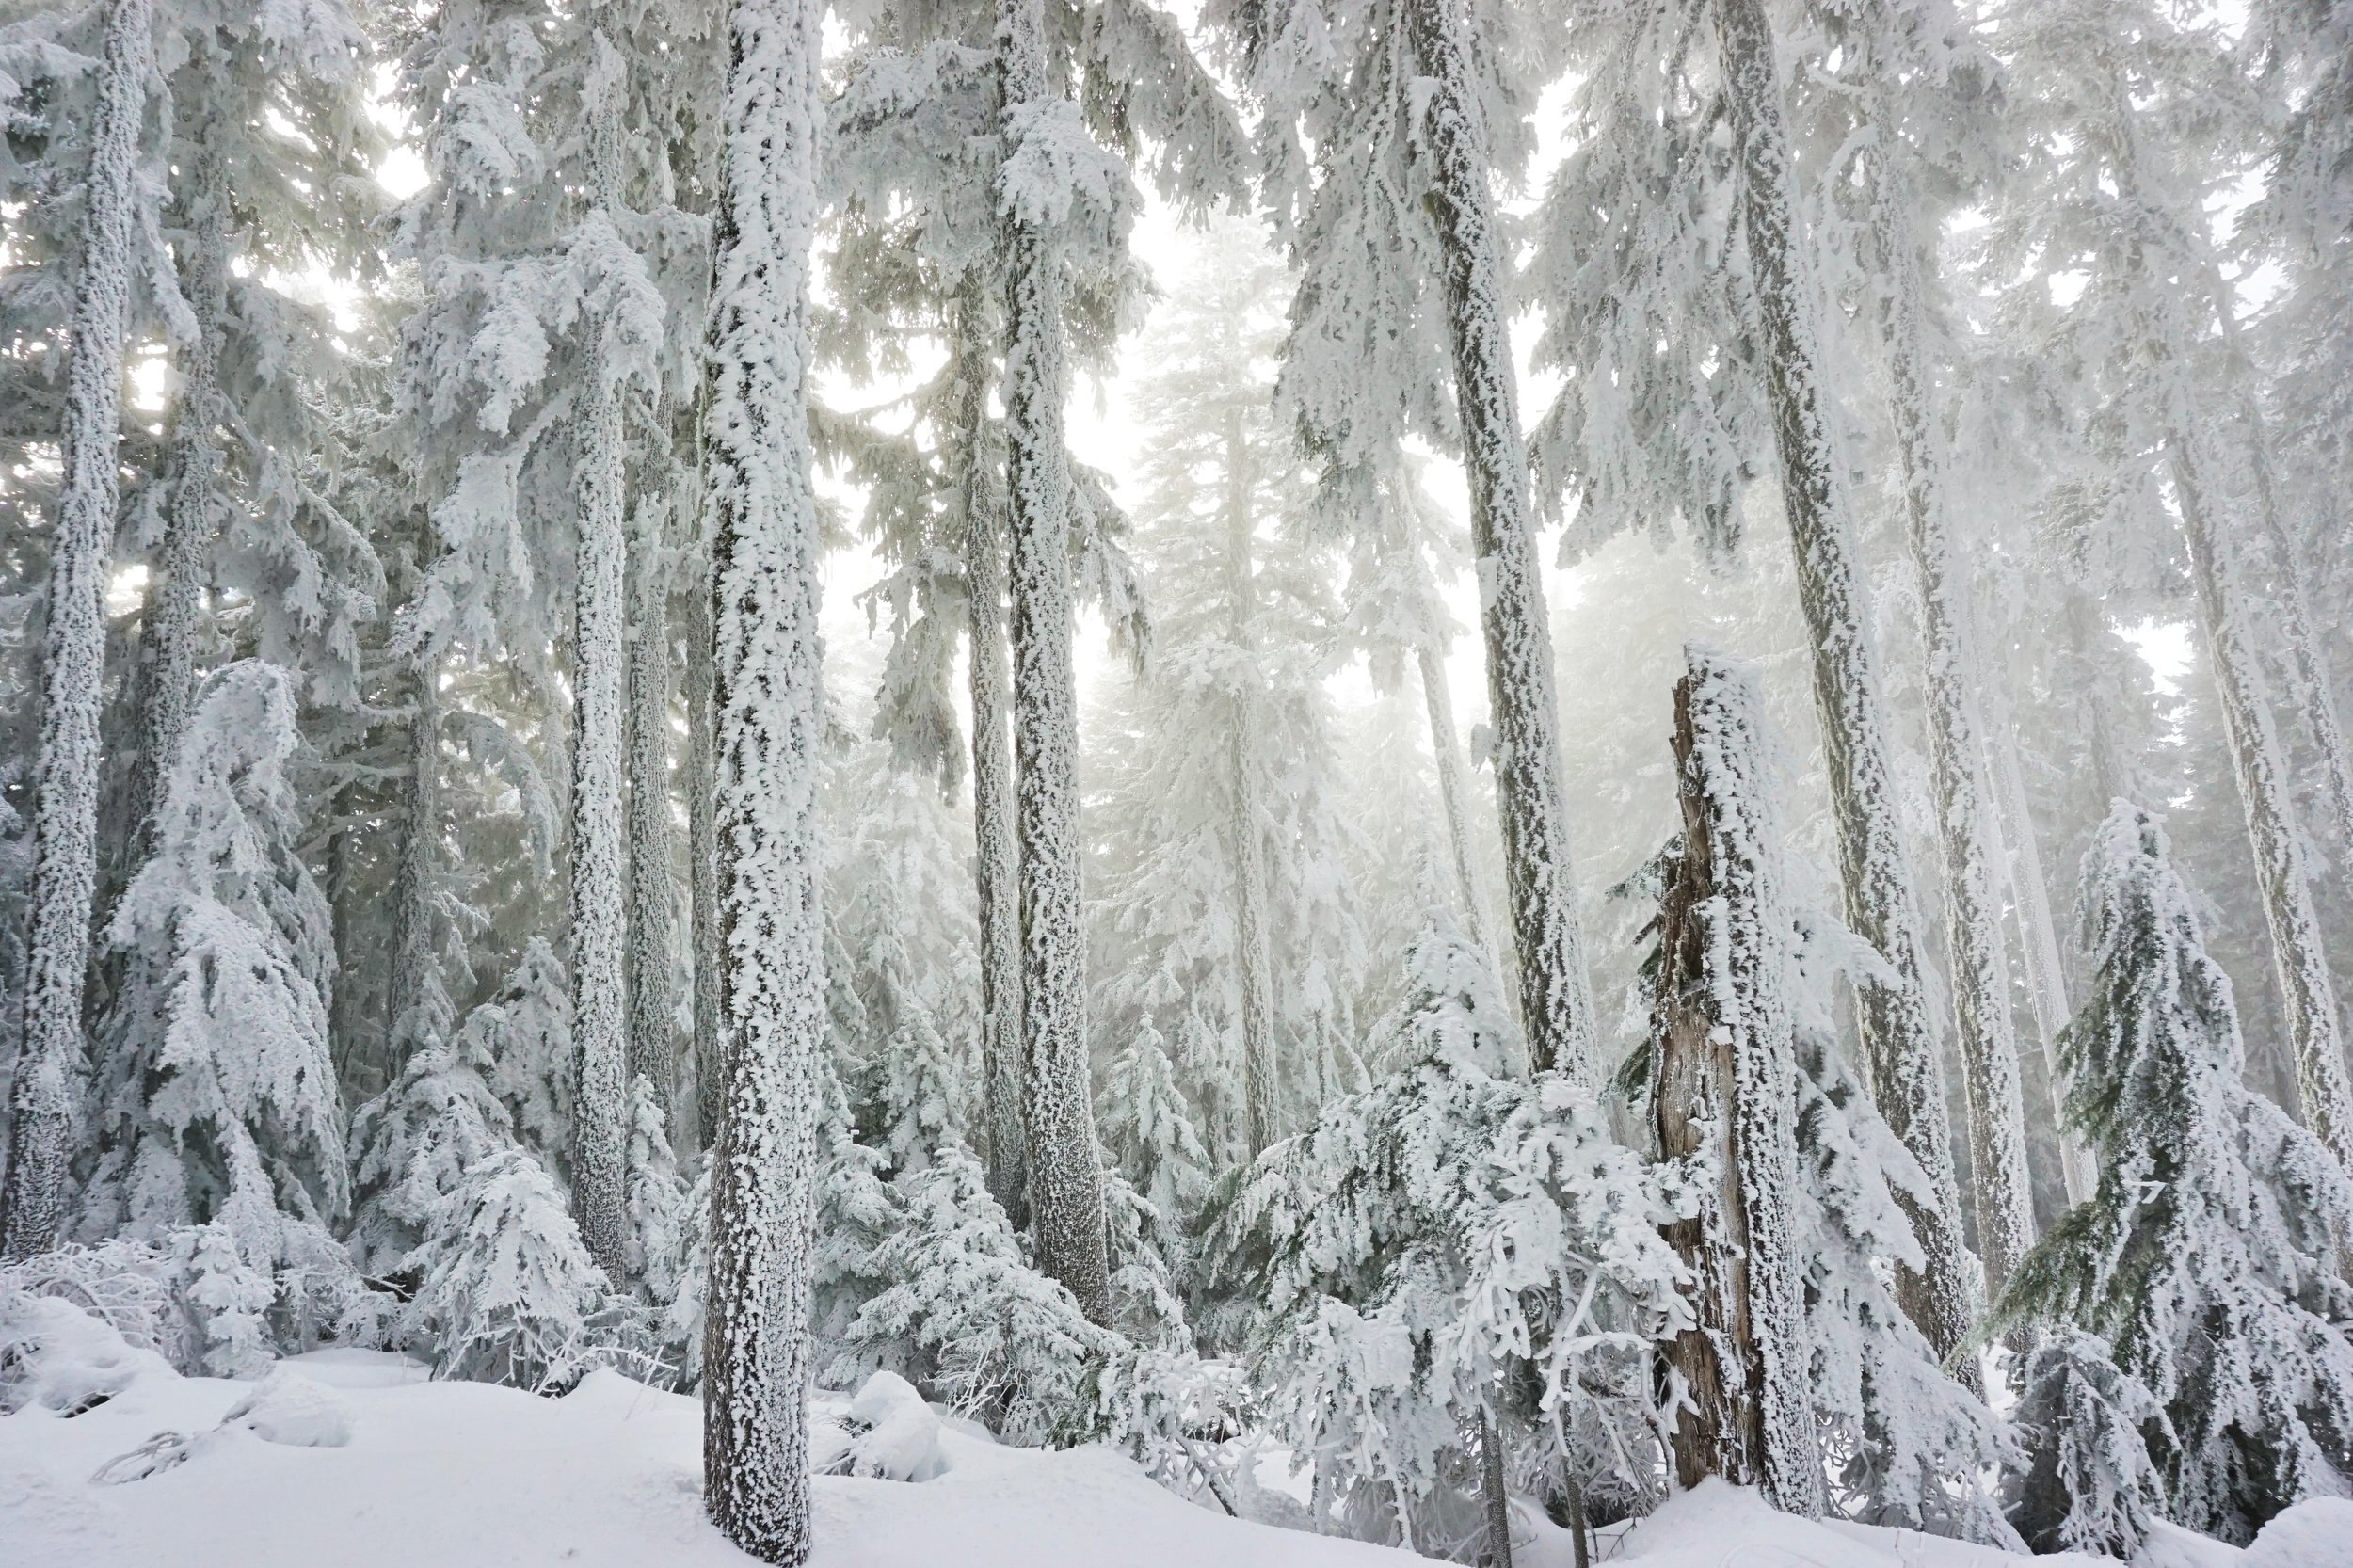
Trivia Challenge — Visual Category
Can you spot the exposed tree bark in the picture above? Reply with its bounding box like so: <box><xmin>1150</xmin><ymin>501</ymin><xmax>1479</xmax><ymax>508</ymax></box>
<box><xmin>1652</xmin><ymin>652</ymin><xmax>1826</xmax><ymax>1514</ymax></box>
<box><xmin>998</xmin><ymin>0</ymin><xmax>1112</xmax><ymax>1323</ymax></box>
<box><xmin>1866</xmin><ymin>147</ymin><xmax>2037</xmax><ymax>1305</ymax></box>
<box><xmin>1709</xmin><ymin>0</ymin><xmax>1979</xmax><ymax>1381</ymax></box>
<box><xmin>1479</xmin><ymin>1405</ymin><xmax>1514</xmax><ymax>1568</ymax></box>
<box><xmin>3</xmin><ymin>0</ymin><xmax>155</xmax><ymax>1262</ymax></box>
<box><xmin>387</xmin><ymin>663</ymin><xmax>442</xmax><ymax>1057</ymax></box>
<box><xmin>699</xmin><ymin>0</ymin><xmax>826</xmax><ymax>1556</ymax></box>
<box><xmin>953</xmin><ymin>277</ymin><xmax>1030</xmax><ymax>1227</ymax></box>
<box><xmin>1401</xmin><ymin>0</ymin><xmax>1598</xmax><ymax>1081</ymax></box>
<box><xmin>625</xmin><ymin>500</ymin><xmax>677</xmax><ymax>1125</ymax></box>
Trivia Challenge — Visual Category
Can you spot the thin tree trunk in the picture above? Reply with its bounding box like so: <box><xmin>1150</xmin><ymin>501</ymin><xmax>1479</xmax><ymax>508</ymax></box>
<box><xmin>625</xmin><ymin>501</ymin><xmax>677</xmax><ymax>1124</ymax></box>
<box><xmin>1653</xmin><ymin>650</ymin><xmax>1825</xmax><ymax>1514</ymax></box>
<box><xmin>681</xmin><ymin>540</ymin><xmax>723</xmax><ymax>1155</ymax></box>
<box><xmin>3</xmin><ymin>0</ymin><xmax>154</xmax><ymax>1262</ymax></box>
<box><xmin>1980</xmin><ymin>679</ymin><xmax>2094</xmax><ymax>1205</ymax></box>
<box><xmin>1867</xmin><ymin>150</ymin><xmax>2037</xmax><ymax>1304</ymax></box>
<box><xmin>1417</xmin><ymin>640</ymin><xmax>1490</xmax><ymax>952</ymax></box>
<box><xmin>387</xmin><ymin>663</ymin><xmax>442</xmax><ymax>1060</ymax></box>
<box><xmin>1479</xmin><ymin>1405</ymin><xmax>1514</xmax><ymax>1568</ymax></box>
<box><xmin>954</xmin><ymin>276</ymin><xmax>1030</xmax><ymax>1226</ymax></box>
<box><xmin>1709</xmin><ymin>0</ymin><xmax>1979</xmax><ymax>1380</ymax></box>
<box><xmin>2170</xmin><ymin>437</ymin><xmax>2353</xmax><ymax>1166</ymax></box>
<box><xmin>700</xmin><ymin>0</ymin><xmax>826</xmax><ymax>1557</ymax></box>
<box><xmin>1402</xmin><ymin>0</ymin><xmax>1598</xmax><ymax>1081</ymax></box>
<box><xmin>1224</xmin><ymin>408</ymin><xmax>1279</xmax><ymax>1157</ymax></box>
<box><xmin>999</xmin><ymin>0</ymin><xmax>1112</xmax><ymax>1323</ymax></box>
<box><xmin>123</xmin><ymin>135</ymin><xmax>228</xmax><ymax>875</ymax></box>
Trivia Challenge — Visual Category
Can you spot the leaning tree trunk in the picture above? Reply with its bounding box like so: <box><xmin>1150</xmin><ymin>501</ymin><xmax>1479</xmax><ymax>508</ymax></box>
<box><xmin>123</xmin><ymin>132</ymin><xmax>228</xmax><ymax>878</ymax></box>
<box><xmin>1224</xmin><ymin>409</ymin><xmax>1280</xmax><ymax>1157</ymax></box>
<box><xmin>1867</xmin><ymin>150</ymin><xmax>2037</xmax><ymax>1304</ymax></box>
<box><xmin>1709</xmin><ymin>0</ymin><xmax>1979</xmax><ymax>1379</ymax></box>
<box><xmin>1402</xmin><ymin>0</ymin><xmax>1598</xmax><ymax>1081</ymax></box>
<box><xmin>2169</xmin><ymin>435</ymin><xmax>2353</xmax><ymax>1167</ymax></box>
<box><xmin>998</xmin><ymin>0</ymin><xmax>1112</xmax><ymax>1324</ymax></box>
<box><xmin>699</xmin><ymin>0</ymin><xmax>827</xmax><ymax>1558</ymax></box>
<box><xmin>952</xmin><ymin>276</ymin><xmax>1030</xmax><ymax>1227</ymax></box>
<box><xmin>2</xmin><ymin>0</ymin><xmax>154</xmax><ymax>1262</ymax></box>
<box><xmin>625</xmin><ymin>501</ymin><xmax>677</xmax><ymax>1126</ymax></box>
<box><xmin>1652</xmin><ymin>647</ymin><xmax>1826</xmax><ymax>1515</ymax></box>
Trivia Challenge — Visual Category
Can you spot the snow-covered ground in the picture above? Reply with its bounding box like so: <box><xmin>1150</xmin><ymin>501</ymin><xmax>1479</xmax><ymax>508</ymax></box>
<box><xmin>2</xmin><ymin>1297</ymin><xmax>2346</xmax><ymax>1568</ymax></box>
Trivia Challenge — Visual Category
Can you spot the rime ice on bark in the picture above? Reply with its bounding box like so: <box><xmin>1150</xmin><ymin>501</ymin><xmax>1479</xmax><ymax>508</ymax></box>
<box><xmin>625</xmin><ymin>501</ymin><xmax>678</xmax><ymax>1128</ymax></box>
<box><xmin>1401</xmin><ymin>0</ymin><xmax>1598</xmax><ymax>1083</ymax></box>
<box><xmin>3</xmin><ymin>0</ymin><xmax>156</xmax><ymax>1262</ymax></box>
<box><xmin>1707</xmin><ymin>0</ymin><xmax>1977</xmax><ymax>1376</ymax></box>
<box><xmin>997</xmin><ymin>0</ymin><xmax>1113</xmax><ymax>1326</ymax></box>
<box><xmin>1649</xmin><ymin>646</ymin><xmax>1823</xmax><ymax>1515</ymax></box>
<box><xmin>698</xmin><ymin>0</ymin><xmax>827</xmax><ymax>1559</ymax></box>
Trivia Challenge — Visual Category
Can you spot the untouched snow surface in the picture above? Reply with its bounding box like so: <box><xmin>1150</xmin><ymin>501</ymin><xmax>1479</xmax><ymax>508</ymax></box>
<box><xmin>2</xmin><ymin>1322</ymin><xmax>2348</xmax><ymax>1568</ymax></box>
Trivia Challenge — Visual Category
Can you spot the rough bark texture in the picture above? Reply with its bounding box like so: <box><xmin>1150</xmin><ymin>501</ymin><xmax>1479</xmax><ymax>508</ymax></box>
<box><xmin>1479</xmin><ymin>1404</ymin><xmax>1514</xmax><ymax>1568</ymax></box>
<box><xmin>1869</xmin><ymin>153</ymin><xmax>2037</xmax><ymax>1304</ymax></box>
<box><xmin>1709</xmin><ymin>0</ymin><xmax>1979</xmax><ymax>1380</ymax></box>
<box><xmin>1225</xmin><ymin>409</ymin><xmax>1280</xmax><ymax>1158</ymax></box>
<box><xmin>699</xmin><ymin>0</ymin><xmax>826</xmax><ymax>1557</ymax></box>
<box><xmin>572</xmin><ymin>292</ymin><xmax>632</xmax><ymax>1285</ymax></box>
<box><xmin>1402</xmin><ymin>0</ymin><xmax>1597</xmax><ymax>1081</ymax></box>
<box><xmin>3</xmin><ymin>0</ymin><xmax>154</xmax><ymax>1262</ymax></box>
<box><xmin>124</xmin><ymin>136</ymin><xmax>228</xmax><ymax>875</ymax></box>
<box><xmin>953</xmin><ymin>279</ymin><xmax>1030</xmax><ymax>1227</ymax></box>
<box><xmin>1418</xmin><ymin>641</ymin><xmax>1490</xmax><ymax>952</ymax></box>
<box><xmin>1653</xmin><ymin>654</ymin><xmax>1826</xmax><ymax>1515</ymax></box>
<box><xmin>626</xmin><ymin>502</ymin><xmax>677</xmax><ymax>1123</ymax></box>
<box><xmin>998</xmin><ymin>0</ymin><xmax>1112</xmax><ymax>1325</ymax></box>
<box><xmin>2170</xmin><ymin>438</ymin><xmax>2353</xmax><ymax>1168</ymax></box>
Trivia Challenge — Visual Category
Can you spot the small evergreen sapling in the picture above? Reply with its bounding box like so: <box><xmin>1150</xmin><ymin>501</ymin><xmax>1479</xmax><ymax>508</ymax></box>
<box><xmin>1991</xmin><ymin>803</ymin><xmax>2353</xmax><ymax>1546</ymax></box>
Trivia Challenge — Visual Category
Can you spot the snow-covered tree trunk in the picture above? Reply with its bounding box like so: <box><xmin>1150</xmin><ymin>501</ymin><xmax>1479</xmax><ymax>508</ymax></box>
<box><xmin>2169</xmin><ymin>436</ymin><xmax>2353</xmax><ymax>1167</ymax></box>
<box><xmin>388</xmin><ymin>663</ymin><xmax>442</xmax><ymax>1055</ymax></box>
<box><xmin>1417</xmin><ymin>641</ymin><xmax>1490</xmax><ymax>952</ymax></box>
<box><xmin>1479</xmin><ymin>1404</ymin><xmax>1514</xmax><ymax>1568</ymax></box>
<box><xmin>1981</xmin><ymin>687</ymin><xmax>2095</xmax><ymax>1204</ymax></box>
<box><xmin>124</xmin><ymin>136</ymin><xmax>228</xmax><ymax>872</ymax></box>
<box><xmin>626</xmin><ymin>502</ymin><xmax>677</xmax><ymax>1125</ymax></box>
<box><xmin>1868</xmin><ymin>154</ymin><xmax>2037</xmax><ymax>1305</ymax></box>
<box><xmin>1401</xmin><ymin>0</ymin><xmax>1597</xmax><ymax>1082</ymax></box>
<box><xmin>1225</xmin><ymin>409</ymin><xmax>1280</xmax><ymax>1157</ymax></box>
<box><xmin>954</xmin><ymin>278</ymin><xmax>1029</xmax><ymax>1226</ymax></box>
<box><xmin>2199</xmin><ymin>263</ymin><xmax>2353</xmax><ymax>862</ymax></box>
<box><xmin>699</xmin><ymin>0</ymin><xmax>826</xmax><ymax>1556</ymax></box>
<box><xmin>997</xmin><ymin>0</ymin><xmax>1112</xmax><ymax>1325</ymax></box>
<box><xmin>681</xmin><ymin>542</ymin><xmax>723</xmax><ymax>1153</ymax></box>
<box><xmin>1</xmin><ymin>0</ymin><xmax>155</xmax><ymax>1262</ymax></box>
<box><xmin>1652</xmin><ymin>648</ymin><xmax>1826</xmax><ymax>1515</ymax></box>
<box><xmin>1708</xmin><ymin>0</ymin><xmax>1977</xmax><ymax>1377</ymax></box>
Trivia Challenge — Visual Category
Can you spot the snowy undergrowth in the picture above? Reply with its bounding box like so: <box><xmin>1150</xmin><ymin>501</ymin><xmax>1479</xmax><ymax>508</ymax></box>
<box><xmin>5</xmin><ymin>1295</ymin><xmax>2345</xmax><ymax>1568</ymax></box>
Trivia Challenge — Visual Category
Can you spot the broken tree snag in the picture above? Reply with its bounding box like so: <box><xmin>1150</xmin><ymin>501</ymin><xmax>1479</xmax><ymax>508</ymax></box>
<box><xmin>1651</xmin><ymin>646</ymin><xmax>1825</xmax><ymax>1513</ymax></box>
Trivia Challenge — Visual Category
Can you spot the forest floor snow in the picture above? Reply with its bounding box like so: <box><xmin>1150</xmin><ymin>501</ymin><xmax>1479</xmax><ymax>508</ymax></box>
<box><xmin>0</xmin><ymin>1311</ymin><xmax>2346</xmax><ymax>1568</ymax></box>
